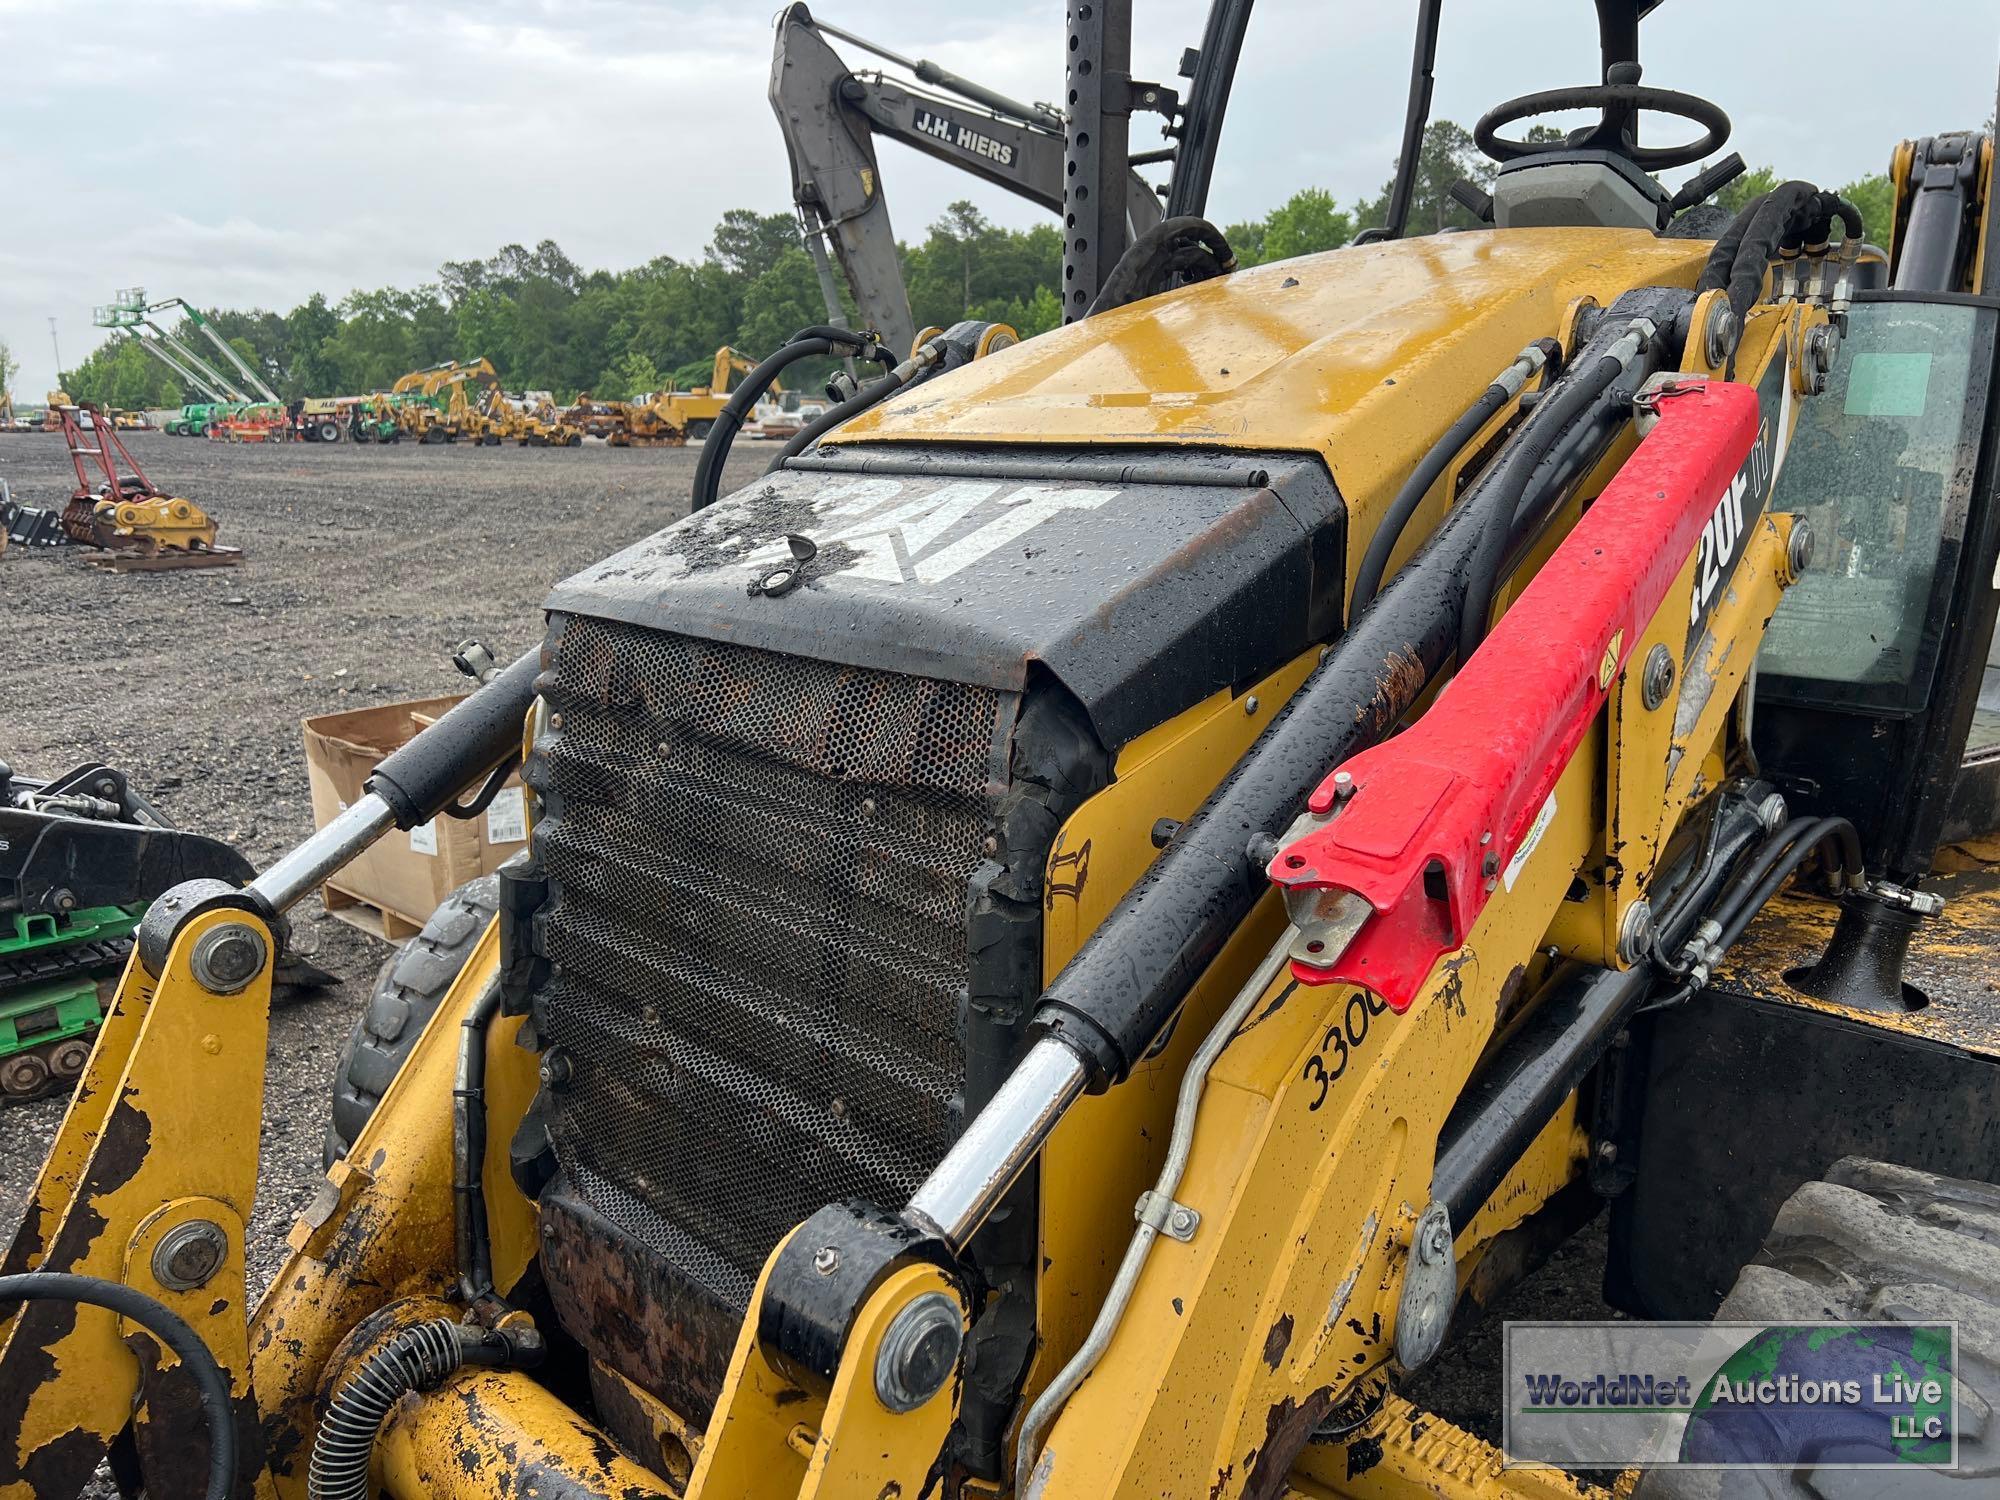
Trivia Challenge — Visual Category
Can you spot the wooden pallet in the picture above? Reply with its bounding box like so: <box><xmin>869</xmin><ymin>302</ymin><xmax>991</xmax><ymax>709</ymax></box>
<box><xmin>83</xmin><ymin>546</ymin><xmax>244</xmax><ymax>574</ymax></box>
<box><xmin>319</xmin><ymin>885</ymin><xmax>425</xmax><ymax>942</ymax></box>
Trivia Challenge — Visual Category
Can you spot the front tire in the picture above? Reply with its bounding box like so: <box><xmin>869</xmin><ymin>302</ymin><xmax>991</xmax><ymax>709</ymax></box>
<box><xmin>323</xmin><ymin>874</ymin><xmax>500</xmax><ymax>1166</ymax></box>
<box><xmin>1636</xmin><ymin>1157</ymin><xmax>2000</xmax><ymax>1495</ymax></box>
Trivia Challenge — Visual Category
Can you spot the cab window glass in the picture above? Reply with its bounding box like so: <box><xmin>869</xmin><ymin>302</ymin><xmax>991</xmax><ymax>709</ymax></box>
<box><xmin>1758</xmin><ymin>300</ymin><xmax>1987</xmax><ymax>706</ymax></box>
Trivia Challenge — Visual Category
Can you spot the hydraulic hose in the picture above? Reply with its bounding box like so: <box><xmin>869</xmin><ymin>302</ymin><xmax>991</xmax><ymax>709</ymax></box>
<box><xmin>309</xmin><ymin>1318</ymin><xmax>539</xmax><ymax>1500</ymax></box>
<box><xmin>1696</xmin><ymin>181</ymin><xmax>1859</xmax><ymax>340</ymax></box>
<box><xmin>454</xmin><ymin>975</ymin><xmax>505</xmax><ymax>1304</ymax></box>
<box><xmin>1086</xmin><ymin>216</ymin><xmax>1238</xmax><ymax>317</ymax></box>
<box><xmin>690</xmin><ymin>328</ymin><xmax>894</xmax><ymax>513</ymax></box>
<box><xmin>0</xmin><ymin>1271</ymin><xmax>237</xmax><ymax>1500</ymax></box>
<box><xmin>768</xmin><ymin>335</ymin><xmax>950</xmax><ymax>470</ymax></box>
<box><xmin>1456</xmin><ymin>318</ymin><xmax>1657</xmax><ymax>665</ymax></box>
<box><xmin>1025</xmin><ymin>288</ymin><xmax>1691</xmax><ymax>1085</ymax></box>
<box><xmin>1710</xmin><ymin>817</ymin><xmax>1862</xmax><ymax>954</ymax></box>
<box><xmin>1648</xmin><ymin>815</ymin><xmax>1863</xmax><ymax>988</ymax></box>
<box><xmin>1351</xmin><ymin>340</ymin><xmax>1554</xmax><ymax>617</ymax></box>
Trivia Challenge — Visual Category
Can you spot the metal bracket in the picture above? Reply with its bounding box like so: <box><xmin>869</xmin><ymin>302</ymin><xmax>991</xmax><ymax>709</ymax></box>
<box><xmin>1136</xmin><ymin>1189</ymin><xmax>1201</xmax><ymax>1243</ymax></box>
<box><xmin>1631</xmin><ymin>372</ymin><xmax>1707</xmax><ymax>435</ymax></box>
<box><xmin>1394</xmin><ymin>1201</ymin><xmax>1455</xmax><ymax>1371</ymax></box>
<box><xmin>1866</xmin><ymin>879</ymin><xmax>1947</xmax><ymax>917</ymax></box>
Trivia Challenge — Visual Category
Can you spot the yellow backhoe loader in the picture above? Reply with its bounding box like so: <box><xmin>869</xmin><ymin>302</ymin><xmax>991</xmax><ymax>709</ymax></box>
<box><xmin>398</xmin><ymin>360</ymin><xmax>502</xmax><ymax>444</ymax></box>
<box><xmin>6</xmin><ymin>5</ymin><xmax>2000</xmax><ymax>1499</ymax></box>
<box><xmin>618</xmin><ymin>346</ymin><xmax>759</xmax><ymax>446</ymax></box>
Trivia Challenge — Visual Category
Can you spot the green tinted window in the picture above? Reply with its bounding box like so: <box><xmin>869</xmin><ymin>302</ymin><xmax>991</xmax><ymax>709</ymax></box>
<box><xmin>1758</xmin><ymin>301</ymin><xmax>1986</xmax><ymax>702</ymax></box>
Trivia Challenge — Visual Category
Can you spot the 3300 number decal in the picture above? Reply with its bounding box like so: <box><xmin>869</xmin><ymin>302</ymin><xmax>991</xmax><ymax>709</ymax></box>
<box><xmin>1300</xmin><ymin>990</ymin><xmax>1391</xmax><ymax>1111</ymax></box>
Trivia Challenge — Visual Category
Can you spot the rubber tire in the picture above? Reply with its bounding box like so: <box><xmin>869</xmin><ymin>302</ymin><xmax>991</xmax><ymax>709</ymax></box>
<box><xmin>1635</xmin><ymin>1156</ymin><xmax>2000</xmax><ymax>1497</ymax></box>
<box><xmin>687</xmin><ymin>419</ymin><xmax>714</xmax><ymax>440</ymax></box>
<box><xmin>317</xmin><ymin>421</ymin><xmax>340</xmax><ymax>442</ymax></box>
<box><xmin>322</xmin><ymin>874</ymin><xmax>500</xmax><ymax>1167</ymax></box>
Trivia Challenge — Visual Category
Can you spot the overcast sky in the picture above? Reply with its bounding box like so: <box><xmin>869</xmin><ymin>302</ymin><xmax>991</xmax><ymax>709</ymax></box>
<box><xmin>6</xmin><ymin>0</ymin><xmax>1997</xmax><ymax>397</ymax></box>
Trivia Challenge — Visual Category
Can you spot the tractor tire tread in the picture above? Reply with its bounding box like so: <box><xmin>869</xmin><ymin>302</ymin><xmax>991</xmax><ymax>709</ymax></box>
<box><xmin>323</xmin><ymin>874</ymin><xmax>500</xmax><ymax>1166</ymax></box>
<box><xmin>1635</xmin><ymin>1157</ymin><xmax>2000</xmax><ymax>1497</ymax></box>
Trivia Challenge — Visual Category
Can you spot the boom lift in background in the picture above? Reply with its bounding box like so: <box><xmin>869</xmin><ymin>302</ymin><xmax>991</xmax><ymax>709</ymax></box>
<box><xmin>10</xmin><ymin>4</ymin><xmax>2000</xmax><ymax>1499</ymax></box>
<box><xmin>770</xmin><ymin>4</ymin><xmax>1168</xmax><ymax>353</ymax></box>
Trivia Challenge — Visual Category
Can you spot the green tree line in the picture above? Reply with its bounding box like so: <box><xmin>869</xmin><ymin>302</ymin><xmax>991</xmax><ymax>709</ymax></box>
<box><xmin>57</xmin><ymin>122</ymin><xmax>1898</xmax><ymax>411</ymax></box>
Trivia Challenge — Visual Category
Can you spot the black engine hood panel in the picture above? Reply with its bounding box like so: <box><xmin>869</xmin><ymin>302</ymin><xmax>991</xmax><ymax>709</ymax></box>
<box><xmin>543</xmin><ymin>447</ymin><xmax>1345</xmax><ymax>748</ymax></box>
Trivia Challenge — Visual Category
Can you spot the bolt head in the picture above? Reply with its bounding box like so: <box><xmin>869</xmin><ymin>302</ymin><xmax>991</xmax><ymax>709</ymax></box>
<box><xmin>874</xmin><ymin>1292</ymin><xmax>962</xmax><ymax>1413</ymax></box>
<box><xmin>813</xmin><ymin>1245</ymin><xmax>841</xmax><ymax>1277</ymax></box>
<box><xmin>1171</xmin><ymin>1207</ymin><xmax>1195</xmax><ymax>1232</ymax></box>
<box><xmin>1704</xmin><ymin>305</ymin><xmax>1738</xmax><ymax>366</ymax></box>
<box><xmin>153</xmin><ymin>1219</ymin><xmax>228</xmax><ymax>1291</ymax></box>
<box><xmin>191</xmin><ymin>922</ymin><xmax>268</xmax><ymax>994</ymax></box>
<box><xmin>1419</xmin><ymin>1218</ymin><xmax>1452</xmax><ymax>1265</ymax></box>
<box><xmin>1332</xmin><ymin>770</ymin><xmax>1356</xmax><ymax>800</ymax></box>
<box><xmin>1244</xmin><ymin>695</ymin><xmax>1260</xmax><ymax>715</ymax></box>
<box><xmin>539</xmin><ymin>1049</ymin><xmax>575</xmax><ymax>1090</ymax></box>
<box><xmin>1787</xmin><ymin>518</ymin><xmax>1815</xmax><ymax>578</ymax></box>
<box><xmin>1641</xmin><ymin>644</ymin><xmax>1676</xmax><ymax>710</ymax></box>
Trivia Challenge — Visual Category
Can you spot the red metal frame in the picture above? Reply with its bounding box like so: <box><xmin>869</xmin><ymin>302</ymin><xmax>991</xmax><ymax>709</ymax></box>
<box><xmin>1269</xmin><ymin>381</ymin><xmax>1764</xmax><ymax>1011</ymax></box>
<box><xmin>58</xmin><ymin>403</ymin><xmax>162</xmax><ymax>504</ymax></box>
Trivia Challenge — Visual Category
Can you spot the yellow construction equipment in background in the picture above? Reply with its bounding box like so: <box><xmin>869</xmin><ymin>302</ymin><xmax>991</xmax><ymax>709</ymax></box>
<box><xmin>618</xmin><ymin>345</ymin><xmax>757</xmax><ymax>445</ymax></box>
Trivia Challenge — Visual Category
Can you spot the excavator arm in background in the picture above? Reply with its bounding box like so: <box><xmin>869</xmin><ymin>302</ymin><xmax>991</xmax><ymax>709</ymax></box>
<box><xmin>710</xmin><ymin>346</ymin><xmax>770</xmax><ymax>396</ymax></box>
<box><xmin>770</xmin><ymin>3</ymin><xmax>1166</xmax><ymax>354</ymax></box>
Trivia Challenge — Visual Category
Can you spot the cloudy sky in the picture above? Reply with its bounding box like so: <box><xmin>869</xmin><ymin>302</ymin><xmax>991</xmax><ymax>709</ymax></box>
<box><xmin>6</xmin><ymin>0</ymin><xmax>1996</xmax><ymax>396</ymax></box>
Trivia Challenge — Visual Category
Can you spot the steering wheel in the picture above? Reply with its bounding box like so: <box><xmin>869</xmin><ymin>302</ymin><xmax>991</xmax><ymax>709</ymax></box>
<box><xmin>1475</xmin><ymin>70</ymin><xmax>1729</xmax><ymax>173</ymax></box>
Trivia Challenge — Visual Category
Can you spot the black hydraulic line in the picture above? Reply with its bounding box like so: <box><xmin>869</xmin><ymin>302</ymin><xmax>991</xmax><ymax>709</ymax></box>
<box><xmin>691</xmin><ymin>328</ymin><xmax>896</xmax><ymax>514</ymax></box>
<box><xmin>1351</xmin><ymin>339</ymin><xmax>1553</xmax><ymax>616</ymax></box>
<box><xmin>1434</xmin><ymin>809</ymin><xmax>1850</xmax><ymax>1230</ymax></box>
<box><xmin>1165</xmin><ymin>0</ymin><xmax>1256</xmax><ymax>219</ymax></box>
<box><xmin>0</xmin><ymin>1271</ymin><xmax>238</xmax><ymax>1500</ymax></box>
<box><xmin>1694</xmin><ymin>191</ymin><xmax>1767</xmax><ymax>293</ymax></box>
<box><xmin>1434</xmin><ymin>962</ymin><xmax>1651</xmax><ymax>1229</ymax></box>
<box><xmin>693</xmin><ymin>337</ymin><xmax>829</xmax><ymax>510</ymax></box>
<box><xmin>454</xmin><ymin>974</ymin><xmax>505</xmax><ymax>1304</ymax></box>
<box><xmin>1706</xmin><ymin>181</ymin><xmax>1819</xmax><ymax>331</ymax></box>
<box><xmin>1456</xmin><ymin>329</ymin><xmax>1650</xmax><ymax>665</ymax></box>
<box><xmin>367</xmin><ymin>649</ymin><xmax>540</xmax><ymax>832</ymax></box>
<box><xmin>1355</xmin><ymin>0</ymin><xmax>1444</xmax><ymax>245</ymax></box>
<box><xmin>768</xmin><ymin>336</ymin><xmax>951</xmax><ymax>470</ymax></box>
<box><xmin>1651</xmin><ymin>795</ymin><xmax>1769</xmax><ymax>950</ymax></box>
<box><xmin>1086</xmin><ymin>216</ymin><xmax>1237</xmax><ymax>317</ymax></box>
<box><xmin>1030</xmin><ymin>289</ymin><xmax>1687</xmax><ymax>1083</ymax></box>
<box><xmin>443</xmin><ymin>754</ymin><xmax>517</xmax><ymax>821</ymax></box>
<box><xmin>768</xmin><ymin>370</ymin><xmax>902</xmax><ymax>469</ymax></box>
<box><xmin>1710</xmin><ymin>818</ymin><xmax>1861</xmax><ymax>955</ymax></box>
<box><xmin>309</xmin><ymin>1318</ymin><xmax>539</xmax><ymax>1500</ymax></box>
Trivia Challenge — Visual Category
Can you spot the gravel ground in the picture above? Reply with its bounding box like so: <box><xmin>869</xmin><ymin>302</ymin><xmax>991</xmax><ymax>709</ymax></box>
<box><xmin>0</xmin><ymin>426</ymin><xmax>1609</xmax><ymax>1461</ymax></box>
<box><xmin>0</xmin><ymin>429</ymin><xmax>767</xmax><ymax>1301</ymax></box>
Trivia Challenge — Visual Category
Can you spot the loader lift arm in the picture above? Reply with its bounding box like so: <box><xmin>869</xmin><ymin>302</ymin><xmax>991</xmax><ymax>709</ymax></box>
<box><xmin>770</xmin><ymin>3</ymin><xmax>1166</xmax><ymax>354</ymax></box>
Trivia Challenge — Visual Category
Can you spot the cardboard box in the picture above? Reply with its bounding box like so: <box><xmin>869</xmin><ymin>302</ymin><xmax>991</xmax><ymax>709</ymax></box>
<box><xmin>302</xmin><ymin>694</ymin><xmax>528</xmax><ymax>941</ymax></box>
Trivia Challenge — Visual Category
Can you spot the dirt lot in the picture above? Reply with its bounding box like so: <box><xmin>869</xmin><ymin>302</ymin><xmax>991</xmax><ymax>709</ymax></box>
<box><xmin>0</xmin><ymin>430</ymin><xmax>769</xmax><ymax>1287</ymax></box>
<box><xmin>0</xmin><ymin>427</ymin><xmax>1606</xmax><ymax>1456</ymax></box>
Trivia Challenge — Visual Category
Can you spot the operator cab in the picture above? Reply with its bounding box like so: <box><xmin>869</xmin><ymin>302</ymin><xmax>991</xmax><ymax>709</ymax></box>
<box><xmin>1750</xmin><ymin>155</ymin><xmax>2000</xmax><ymax>886</ymax></box>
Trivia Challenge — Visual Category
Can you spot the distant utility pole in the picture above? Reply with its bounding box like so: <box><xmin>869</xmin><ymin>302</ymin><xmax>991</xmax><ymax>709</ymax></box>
<box><xmin>47</xmin><ymin>316</ymin><xmax>63</xmax><ymax>383</ymax></box>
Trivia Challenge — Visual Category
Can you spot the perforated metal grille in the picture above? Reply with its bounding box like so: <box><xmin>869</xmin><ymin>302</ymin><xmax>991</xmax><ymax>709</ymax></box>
<box><xmin>530</xmin><ymin>614</ymin><xmax>1006</xmax><ymax>1314</ymax></box>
